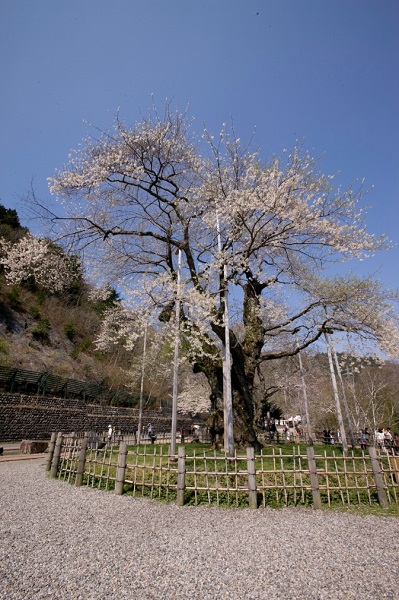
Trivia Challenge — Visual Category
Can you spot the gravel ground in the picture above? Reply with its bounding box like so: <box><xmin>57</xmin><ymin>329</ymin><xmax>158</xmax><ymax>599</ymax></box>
<box><xmin>0</xmin><ymin>459</ymin><xmax>398</xmax><ymax>600</ymax></box>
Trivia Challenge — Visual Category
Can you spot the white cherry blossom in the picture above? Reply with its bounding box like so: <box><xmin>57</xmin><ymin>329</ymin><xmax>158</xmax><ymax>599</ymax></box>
<box><xmin>37</xmin><ymin>109</ymin><xmax>397</xmax><ymax>447</ymax></box>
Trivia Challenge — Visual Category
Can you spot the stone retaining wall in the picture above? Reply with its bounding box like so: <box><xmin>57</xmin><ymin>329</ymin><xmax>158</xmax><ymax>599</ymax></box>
<box><xmin>0</xmin><ymin>393</ymin><xmax>196</xmax><ymax>441</ymax></box>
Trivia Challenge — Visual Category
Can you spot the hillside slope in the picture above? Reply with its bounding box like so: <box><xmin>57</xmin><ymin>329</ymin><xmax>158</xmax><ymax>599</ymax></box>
<box><xmin>0</xmin><ymin>203</ymin><xmax>136</xmax><ymax>391</ymax></box>
<box><xmin>0</xmin><ymin>273</ymin><xmax>130</xmax><ymax>389</ymax></box>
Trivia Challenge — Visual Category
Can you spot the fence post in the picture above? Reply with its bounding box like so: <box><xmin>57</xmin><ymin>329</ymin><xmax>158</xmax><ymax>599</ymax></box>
<box><xmin>115</xmin><ymin>442</ymin><xmax>128</xmax><ymax>495</ymax></box>
<box><xmin>247</xmin><ymin>447</ymin><xmax>258</xmax><ymax>509</ymax></box>
<box><xmin>50</xmin><ymin>432</ymin><xmax>63</xmax><ymax>478</ymax></box>
<box><xmin>306</xmin><ymin>446</ymin><xmax>322</xmax><ymax>509</ymax></box>
<box><xmin>176</xmin><ymin>446</ymin><xmax>186</xmax><ymax>506</ymax></box>
<box><xmin>368</xmin><ymin>446</ymin><xmax>388</xmax><ymax>508</ymax></box>
<box><xmin>45</xmin><ymin>432</ymin><xmax>57</xmax><ymax>472</ymax></box>
<box><xmin>389</xmin><ymin>454</ymin><xmax>399</xmax><ymax>484</ymax></box>
<box><xmin>75</xmin><ymin>437</ymin><xmax>88</xmax><ymax>487</ymax></box>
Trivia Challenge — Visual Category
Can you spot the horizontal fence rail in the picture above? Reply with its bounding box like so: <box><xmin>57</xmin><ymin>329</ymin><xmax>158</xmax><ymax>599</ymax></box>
<box><xmin>0</xmin><ymin>365</ymin><xmax>137</xmax><ymax>405</ymax></box>
<box><xmin>48</xmin><ymin>433</ymin><xmax>399</xmax><ymax>510</ymax></box>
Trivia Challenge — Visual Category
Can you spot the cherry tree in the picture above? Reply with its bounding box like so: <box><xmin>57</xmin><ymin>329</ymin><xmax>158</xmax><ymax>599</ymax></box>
<box><xmin>94</xmin><ymin>299</ymin><xmax>210</xmax><ymax>423</ymax></box>
<box><xmin>39</xmin><ymin>108</ymin><xmax>398</xmax><ymax>448</ymax></box>
<box><xmin>0</xmin><ymin>233</ymin><xmax>82</xmax><ymax>293</ymax></box>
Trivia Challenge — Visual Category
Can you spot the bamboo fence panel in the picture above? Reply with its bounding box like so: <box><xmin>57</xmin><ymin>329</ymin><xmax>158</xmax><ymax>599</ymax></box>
<box><xmin>186</xmin><ymin>449</ymin><xmax>201</xmax><ymax>505</ymax></box>
<box><xmin>380</xmin><ymin>450</ymin><xmax>399</xmax><ymax>504</ymax></box>
<box><xmin>192</xmin><ymin>450</ymin><xmax>199</xmax><ymax>505</ymax></box>
<box><xmin>296</xmin><ymin>450</ymin><xmax>306</xmax><ymax>504</ymax></box>
<box><xmin>85</xmin><ymin>445</ymin><xmax>98</xmax><ymax>488</ymax></box>
<box><xmin>155</xmin><ymin>446</ymin><xmax>168</xmax><ymax>500</ymax></box>
<box><xmin>125</xmin><ymin>446</ymin><xmax>141</xmax><ymax>496</ymax></box>
<box><xmin>333</xmin><ymin>451</ymin><xmax>346</xmax><ymax>505</ymax></box>
<box><xmin>290</xmin><ymin>446</ymin><xmax>305</xmax><ymax>505</ymax></box>
<box><xmin>52</xmin><ymin>436</ymin><xmax>399</xmax><ymax>510</ymax></box>
<box><xmin>149</xmin><ymin>447</ymin><xmax>156</xmax><ymax>498</ymax></box>
<box><xmin>182</xmin><ymin>449</ymin><xmax>250</xmax><ymax>507</ymax></box>
<box><xmin>203</xmin><ymin>450</ymin><xmax>211</xmax><ymax>505</ymax></box>
<box><xmin>272</xmin><ymin>449</ymin><xmax>279</xmax><ymax>504</ymax></box>
<box><xmin>58</xmin><ymin>435</ymin><xmax>80</xmax><ymax>483</ymax></box>
<box><xmin>213</xmin><ymin>450</ymin><xmax>220</xmax><ymax>506</ymax></box>
<box><xmin>292</xmin><ymin>446</ymin><xmax>297</xmax><ymax>505</ymax></box>
<box><xmin>124</xmin><ymin>446</ymin><xmax>179</xmax><ymax>502</ymax></box>
<box><xmin>314</xmin><ymin>450</ymin><xmax>390</xmax><ymax>506</ymax></box>
<box><xmin>279</xmin><ymin>448</ymin><xmax>288</xmax><ymax>506</ymax></box>
<box><xmin>185</xmin><ymin>450</ymin><xmax>219</xmax><ymax>507</ymax></box>
<box><xmin>255</xmin><ymin>447</ymin><xmax>312</xmax><ymax>508</ymax></box>
<box><xmin>348</xmin><ymin>451</ymin><xmax>374</xmax><ymax>505</ymax></box>
<box><xmin>361</xmin><ymin>451</ymin><xmax>374</xmax><ymax>505</ymax></box>
<box><xmin>84</xmin><ymin>443</ymin><xmax>118</xmax><ymax>491</ymax></box>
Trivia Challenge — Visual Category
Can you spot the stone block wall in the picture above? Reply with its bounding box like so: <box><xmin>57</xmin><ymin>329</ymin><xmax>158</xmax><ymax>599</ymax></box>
<box><xmin>0</xmin><ymin>393</ymin><xmax>198</xmax><ymax>441</ymax></box>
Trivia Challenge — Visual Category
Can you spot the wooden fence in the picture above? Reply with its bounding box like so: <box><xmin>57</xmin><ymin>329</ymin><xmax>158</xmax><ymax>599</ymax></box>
<box><xmin>46</xmin><ymin>432</ymin><xmax>399</xmax><ymax>510</ymax></box>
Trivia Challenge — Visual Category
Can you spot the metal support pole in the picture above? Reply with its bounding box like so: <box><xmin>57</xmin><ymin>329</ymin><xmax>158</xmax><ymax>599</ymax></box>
<box><xmin>137</xmin><ymin>320</ymin><xmax>148</xmax><ymax>445</ymax></box>
<box><xmin>170</xmin><ymin>248</ymin><xmax>182</xmax><ymax>457</ymax></box>
<box><xmin>330</xmin><ymin>336</ymin><xmax>357</xmax><ymax>450</ymax></box>
<box><xmin>324</xmin><ymin>332</ymin><xmax>348</xmax><ymax>454</ymax></box>
<box><xmin>216</xmin><ymin>210</ymin><xmax>234</xmax><ymax>457</ymax></box>
<box><xmin>223</xmin><ymin>262</ymin><xmax>234</xmax><ymax>457</ymax></box>
<box><xmin>296</xmin><ymin>341</ymin><xmax>313</xmax><ymax>445</ymax></box>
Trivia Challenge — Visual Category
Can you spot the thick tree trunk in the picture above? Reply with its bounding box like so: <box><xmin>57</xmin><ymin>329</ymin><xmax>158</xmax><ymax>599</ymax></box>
<box><xmin>201</xmin><ymin>361</ymin><xmax>261</xmax><ymax>450</ymax></box>
<box><xmin>193</xmin><ymin>346</ymin><xmax>260</xmax><ymax>449</ymax></box>
<box><xmin>229</xmin><ymin>275</ymin><xmax>266</xmax><ymax>449</ymax></box>
<box><xmin>194</xmin><ymin>274</ymin><xmax>267</xmax><ymax>450</ymax></box>
<box><xmin>201</xmin><ymin>332</ymin><xmax>262</xmax><ymax>447</ymax></box>
<box><xmin>203</xmin><ymin>364</ymin><xmax>224</xmax><ymax>448</ymax></box>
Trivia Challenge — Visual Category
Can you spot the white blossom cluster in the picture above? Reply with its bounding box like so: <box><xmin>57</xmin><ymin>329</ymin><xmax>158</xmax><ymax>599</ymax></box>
<box><xmin>0</xmin><ymin>234</ymin><xmax>83</xmax><ymax>293</ymax></box>
<box><xmin>43</xmin><ymin>109</ymin><xmax>399</xmax><ymax>392</ymax></box>
<box><xmin>94</xmin><ymin>304</ymin><xmax>141</xmax><ymax>352</ymax></box>
<box><xmin>177</xmin><ymin>369</ymin><xmax>211</xmax><ymax>415</ymax></box>
<box><xmin>87</xmin><ymin>284</ymin><xmax>115</xmax><ymax>303</ymax></box>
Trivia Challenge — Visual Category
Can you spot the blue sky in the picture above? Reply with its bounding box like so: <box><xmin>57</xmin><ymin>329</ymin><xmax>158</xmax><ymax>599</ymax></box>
<box><xmin>1</xmin><ymin>0</ymin><xmax>398</xmax><ymax>291</ymax></box>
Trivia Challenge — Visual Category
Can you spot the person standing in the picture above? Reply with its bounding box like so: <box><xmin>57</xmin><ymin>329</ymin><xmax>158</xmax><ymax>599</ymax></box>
<box><xmin>269</xmin><ymin>419</ymin><xmax>277</xmax><ymax>441</ymax></box>
<box><xmin>360</xmin><ymin>430</ymin><xmax>367</xmax><ymax>450</ymax></box>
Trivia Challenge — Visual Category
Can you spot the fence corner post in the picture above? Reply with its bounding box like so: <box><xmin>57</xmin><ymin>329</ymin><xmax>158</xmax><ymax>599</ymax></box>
<box><xmin>50</xmin><ymin>432</ymin><xmax>63</xmax><ymax>478</ymax></box>
<box><xmin>247</xmin><ymin>446</ymin><xmax>258</xmax><ymax>509</ymax></box>
<box><xmin>115</xmin><ymin>442</ymin><xmax>128</xmax><ymax>495</ymax></box>
<box><xmin>45</xmin><ymin>432</ymin><xmax>57</xmax><ymax>472</ymax></box>
<box><xmin>177</xmin><ymin>446</ymin><xmax>186</xmax><ymax>506</ymax></box>
<box><xmin>368</xmin><ymin>446</ymin><xmax>389</xmax><ymax>508</ymax></box>
<box><xmin>306</xmin><ymin>445</ymin><xmax>322</xmax><ymax>509</ymax></box>
<box><xmin>75</xmin><ymin>437</ymin><xmax>88</xmax><ymax>487</ymax></box>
